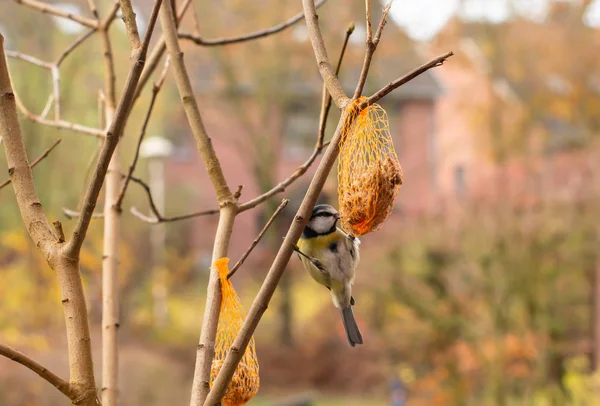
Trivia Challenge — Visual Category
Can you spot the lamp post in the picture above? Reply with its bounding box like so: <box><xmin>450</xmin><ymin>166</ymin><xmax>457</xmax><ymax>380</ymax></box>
<box><xmin>140</xmin><ymin>136</ymin><xmax>173</xmax><ymax>327</ymax></box>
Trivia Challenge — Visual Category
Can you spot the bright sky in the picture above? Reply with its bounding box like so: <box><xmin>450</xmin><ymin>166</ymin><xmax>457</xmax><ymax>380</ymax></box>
<box><xmin>390</xmin><ymin>0</ymin><xmax>600</xmax><ymax>41</ymax></box>
<box><xmin>41</xmin><ymin>1</ymin><xmax>600</xmax><ymax>42</ymax></box>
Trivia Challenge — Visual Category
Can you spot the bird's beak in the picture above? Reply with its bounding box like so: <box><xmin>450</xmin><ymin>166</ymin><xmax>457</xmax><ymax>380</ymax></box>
<box><xmin>334</xmin><ymin>213</ymin><xmax>340</xmax><ymax>220</ymax></box>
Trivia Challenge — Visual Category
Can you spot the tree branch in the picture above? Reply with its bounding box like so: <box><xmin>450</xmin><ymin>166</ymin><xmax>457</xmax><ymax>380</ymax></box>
<box><xmin>65</xmin><ymin>0</ymin><xmax>163</xmax><ymax>258</ymax></box>
<box><xmin>318</xmin><ymin>22</ymin><xmax>353</xmax><ymax>148</ymax></box>
<box><xmin>0</xmin><ymin>34</ymin><xmax>58</xmax><ymax>260</ymax></box>
<box><xmin>55</xmin><ymin>28</ymin><xmax>96</xmax><ymax>66</ymax></box>
<box><xmin>13</xmin><ymin>91</ymin><xmax>105</xmax><ymax>137</ymax></box>
<box><xmin>301</xmin><ymin>0</ymin><xmax>349</xmax><ymax>108</ymax></box>
<box><xmin>0</xmin><ymin>344</ymin><xmax>78</xmax><ymax>400</ymax></box>
<box><xmin>227</xmin><ymin>199</ymin><xmax>288</xmax><ymax>279</ymax></box>
<box><xmin>13</xmin><ymin>0</ymin><xmax>98</xmax><ymax>28</ymax></box>
<box><xmin>119</xmin><ymin>0</ymin><xmax>141</xmax><ymax>50</ymax></box>
<box><xmin>0</xmin><ymin>138</ymin><xmax>61</xmax><ymax>191</ymax></box>
<box><xmin>179</xmin><ymin>0</ymin><xmax>328</xmax><ymax>47</ymax></box>
<box><xmin>363</xmin><ymin>51</ymin><xmax>454</xmax><ymax>107</ymax></box>
<box><xmin>134</xmin><ymin>0</ymin><xmax>192</xmax><ymax>103</ymax></box>
<box><xmin>352</xmin><ymin>1</ymin><xmax>392</xmax><ymax>99</ymax></box>
<box><xmin>159</xmin><ymin>2</ymin><xmax>242</xmax><ymax>405</ymax></box>
<box><xmin>115</xmin><ymin>57</ymin><xmax>170</xmax><ymax>211</ymax></box>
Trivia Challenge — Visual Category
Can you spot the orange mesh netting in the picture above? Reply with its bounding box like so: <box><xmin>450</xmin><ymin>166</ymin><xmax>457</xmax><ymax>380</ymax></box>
<box><xmin>338</xmin><ymin>97</ymin><xmax>403</xmax><ymax>236</ymax></box>
<box><xmin>210</xmin><ymin>258</ymin><xmax>259</xmax><ymax>406</ymax></box>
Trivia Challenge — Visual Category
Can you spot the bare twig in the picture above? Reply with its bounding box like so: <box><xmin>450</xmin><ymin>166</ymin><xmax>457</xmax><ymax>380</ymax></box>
<box><xmin>51</xmin><ymin>65</ymin><xmax>61</xmax><ymax>120</ymax></box>
<box><xmin>14</xmin><ymin>0</ymin><xmax>98</xmax><ymax>28</ymax></box>
<box><xmin>0</xmin><ymin>138</ymin><xmax>61</xmax><ymax>191</ymax></box>
<box><xmin>0</xmin><ymin>344</ymin><xmax>77</xmax><ymax>400</ymax></box>
<box><xmin>365</xmin><ymin>0</ymin><xmax>373</xmax><ymax>42</ymax></box>
<box><xmin>364</xmin><ymin>51</ymin><xmax>454</xmax><ymax>107</ymax></box>
<box><xmin>134</xmin><ymin>0</ymin><xmax>192</xmax><ymax>103</ymax></box>
<box><xmin>189</xmin><ymin>0</ymin><xmax>202</xmax><ymax>36</ymax></box>
<box><xmin>86</xmin><ymin>0</ymin><xmax>99</xmax><ymax>19</ymax></box>
<box><xmin>318</xmin><ymin>22</ymin><xmax>354</xmax><ymax>148</ymax></box>
<box><xmin>5</xmin><ymin>50</ymin><xmax>53</xmax><ymax>68</ymax></box>
<box><xmin>301</xmin><ymin>0</ymin><xmax>349</xmax><ymax>108</ymax></box>
<box><xmin>115</xmin><ymin>58</ymin><xmax>170</xmax><ymax>211</ymax></box>
<box><xmin>63</xmin><ymin>207</ymin><xmax>103</xmax><ymax>219</ymax></box>
<box><xmin>55</xmin><ymin>28</ymin><xmax>96</xmax><ymax>66</ymax></box>
<box><xmin>228</xmin><ymin>199</ymin><xmax>289</xmax><ymax>279</ymax></box>
<box><xmin>128</xmin><ymin>174</ymin><xmax>217</xmax><ymax>222</ymax></box>
<box><xmin>159</xmin><ymin>2</ymin><xmax>239</xmax><ymax>405</ymax></box>
<box><xmin>119</xmin><ymin>0</ymin><xmax>141</xmax><ymax>50</ymax></box>
<box><xmin>98</xmin><ymin>4</ymin><xmax>121</xmax><ymax>403</ymax></box>
<box><xmin>353</xmin><ymin>1</ymin><xmax>392</xmax><ymax>99</ymax></box>
<box><xmin>40</xmin><ymin>94</ymin><xmax>54</xmax><ymax>119</ymax></box>
<box><xmin>66</xmin><ymin>0</ymin><xmax>163</xmax><ymax>257</ymax></box>
<box><xmin>1</xmin><ymin>34</ymin><xmax>98</xmax><ymax>406</ymax></box>
<box><xmin>179</xmin><ymin>0</ymin><xmax>328</xmax><ymax>47</ymax></box>
<box><xmin>130</xmin><ymin>205</ymin><xmax>220</xmax><ymax>223</ymax></box>
<box><xmin>14</xmin><ymin>92</ymin><xmax>105</xmax><ymax>137</ymax></box>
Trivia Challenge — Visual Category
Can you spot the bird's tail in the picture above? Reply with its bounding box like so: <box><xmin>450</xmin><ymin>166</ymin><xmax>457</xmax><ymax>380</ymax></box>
<box><xmin>340</xmin><ymin>307</ymin><xmax>363</xmax><ymax>347</ymax></box>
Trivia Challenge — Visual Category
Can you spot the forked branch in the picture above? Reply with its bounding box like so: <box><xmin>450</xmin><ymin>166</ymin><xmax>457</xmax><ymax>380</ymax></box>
<box><xmin>179</xmin><ymin>0</ymin><xmax>329</xmax><ymax>47</ymax></box>
<box><xmin>66</xmin><ymin>0</ymin><xmax>164</xmax><ymax>257</ymax></box>
<box><xmin>0</xmin><ymin>344</ymin><xmax>77</xmax><ymax>400</ymax></box>
<box><xmin>228</xmin><ymin>199</ymin><xmax>289</xmax><ymax>279</ymax></box>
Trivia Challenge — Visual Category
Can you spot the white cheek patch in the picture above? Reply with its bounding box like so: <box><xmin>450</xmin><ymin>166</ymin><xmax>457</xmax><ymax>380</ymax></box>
<box><xmin>313</xmin><ymin>216</ymin><xmax>333</xmax><ymax>234</ymax></box>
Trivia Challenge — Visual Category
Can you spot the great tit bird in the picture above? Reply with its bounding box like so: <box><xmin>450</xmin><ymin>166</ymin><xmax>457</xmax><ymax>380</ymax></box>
<box><xmin>295</xmin><ymin>204</ymin><xmax>363</xmax><ymax>347</ymax></box>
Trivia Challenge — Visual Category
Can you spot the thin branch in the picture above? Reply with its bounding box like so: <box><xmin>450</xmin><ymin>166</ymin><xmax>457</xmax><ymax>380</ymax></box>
<box><xmin>0</xmin><ymin>138</ymin><xmax>61</xmax><ymax>191</ymax></box>
<box><xmin>40</xmin><ymin>94</ymin><xmax>53</xmax><ymax>119</ymax></box>
<box><xmin>87</xmin><ymin>0</ymin><xmax>99</xmax><ymax>19</ymax></box>
<box><xmin>55</xmin><ymin>28</ymin><xmax>96</xmax><ymax>66</ymax></box>
<box><xmin>131</xmin><ymin>205</ymin><xmax>220</xmax><ymax>223</ymax></box>
<box><xmin>365</xmin><ymin>0</ymin><xmax>373</xmax><ymax>42</ymax></box>
<box><xmin>63</xmin><ymin>207</ymin><xmax>103</xmax><ymax>219</ymax></box>
<box><xmin>160</xmin><ymin>2</ymin><xmax>240</xmax><ymax>405</ymax></box>
<box><xmin>0</xmin><ymin>344</ymin><xmax>77</xmax><ymax>400</ymax></box>
<box><xmin>51</xmin><ymin>66</ymin><xmax>60</xmax><ymax>120</ymax></box>
<box><xmin>13</xmin><ymin>0</ymin><xmax>98</xmax><ymax>28</ymax></box>
<box><xmin>115</xmin><ymin>58</ymin><xmax>170</xmax><ymax>211</ymax></box>
<box><xmin>103</xmin><ymin>1</ymin><xmax>122</xmax><ymax>28</ymax></box>
<box><xmin>134</xmin><ymin>0</ymin><xmax>192</xmax><ymax>103</ymax></box>
<box><xmin>66</xmin><ymin>0</ymin><xmax>163</xmax><ymax>257</ymax></box>
<box><xmin>13</xmin><ymin>92</ymin><xmax>105</xmax><ymax>137</ymax></box>
<box><xmin>227</xmin><ymin>199</ymin><xmax>289</xmax><ymax>279</ymax></box>
<box><xmin>364</xmin><ymin>51</ymin><xmax>454</xmax><ymax>107</ymax></box>
<box><xmin>238</xmin><ymin>141</ymin><xmax>330</xmax><ymax>212</ymax></box>
<box><xmin>179</xmin><ymin>0</ymin><xmax>328</xmax><ymax>47</ymax></box>
<box><xmin>1</xmin><ymin>34</ymin><xmax>98</xmax><ymax>406</ymax></box>
<box><xmin>5</xmin><ymin>50</ymin><xmax>53</xmax><ymax>69</ymax></box>
<box><xmin>301</xmin><ymin>0</ymin><xmax>349</xmax><ymax>109</ymax></box>
<box><xmin>318</xmin><ymin>22</ymin><xmax>354</xmax><ymax>148</ymax></box>
<box><xmin>119</xmin><ymin>0</ymin><xmax>141</xmax><ymax>50</ymax></box>
<box><xmin>189</xmin><ymin>0</ymin><xmax>202</xmax><ymax>36</ymax></box>
<box><xmin>352</xmin><ymin>1</ymin><xmax>392</xmax><ymax>99</ymax></box>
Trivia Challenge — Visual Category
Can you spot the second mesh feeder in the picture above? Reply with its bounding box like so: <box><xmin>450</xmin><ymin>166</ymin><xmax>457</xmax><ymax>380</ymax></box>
<box><xmin>338</xmin><ymin>97</ymin><xmax>403</xmax><ymax>236</ymax></box>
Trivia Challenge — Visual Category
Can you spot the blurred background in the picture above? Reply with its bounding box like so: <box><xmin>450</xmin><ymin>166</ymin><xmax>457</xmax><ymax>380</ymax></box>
<box><xmin>2</xmin><ymin>0</ymin><xmax>600</xmax><ymax>405</ymax></box>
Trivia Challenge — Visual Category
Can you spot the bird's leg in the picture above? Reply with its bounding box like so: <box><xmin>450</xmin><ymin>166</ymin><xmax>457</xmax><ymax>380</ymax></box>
<box><xmin>293</xmin><ymin>244</ymin><xmax>325</xmax><ymax>271</ymax></box>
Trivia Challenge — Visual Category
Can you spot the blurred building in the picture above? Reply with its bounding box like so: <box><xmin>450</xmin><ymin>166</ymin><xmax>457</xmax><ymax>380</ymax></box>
<box><xmin>160</xmin><ymin>5</ymin><xmax>443</xmax><ymax>265</ymax></box>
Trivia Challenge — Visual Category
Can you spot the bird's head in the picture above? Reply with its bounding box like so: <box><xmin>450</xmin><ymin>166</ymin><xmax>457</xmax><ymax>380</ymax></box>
<box><xmin>304</xmin><ymin>204</ymin><xmax>340</xmax><ymax>237</ymax></box>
